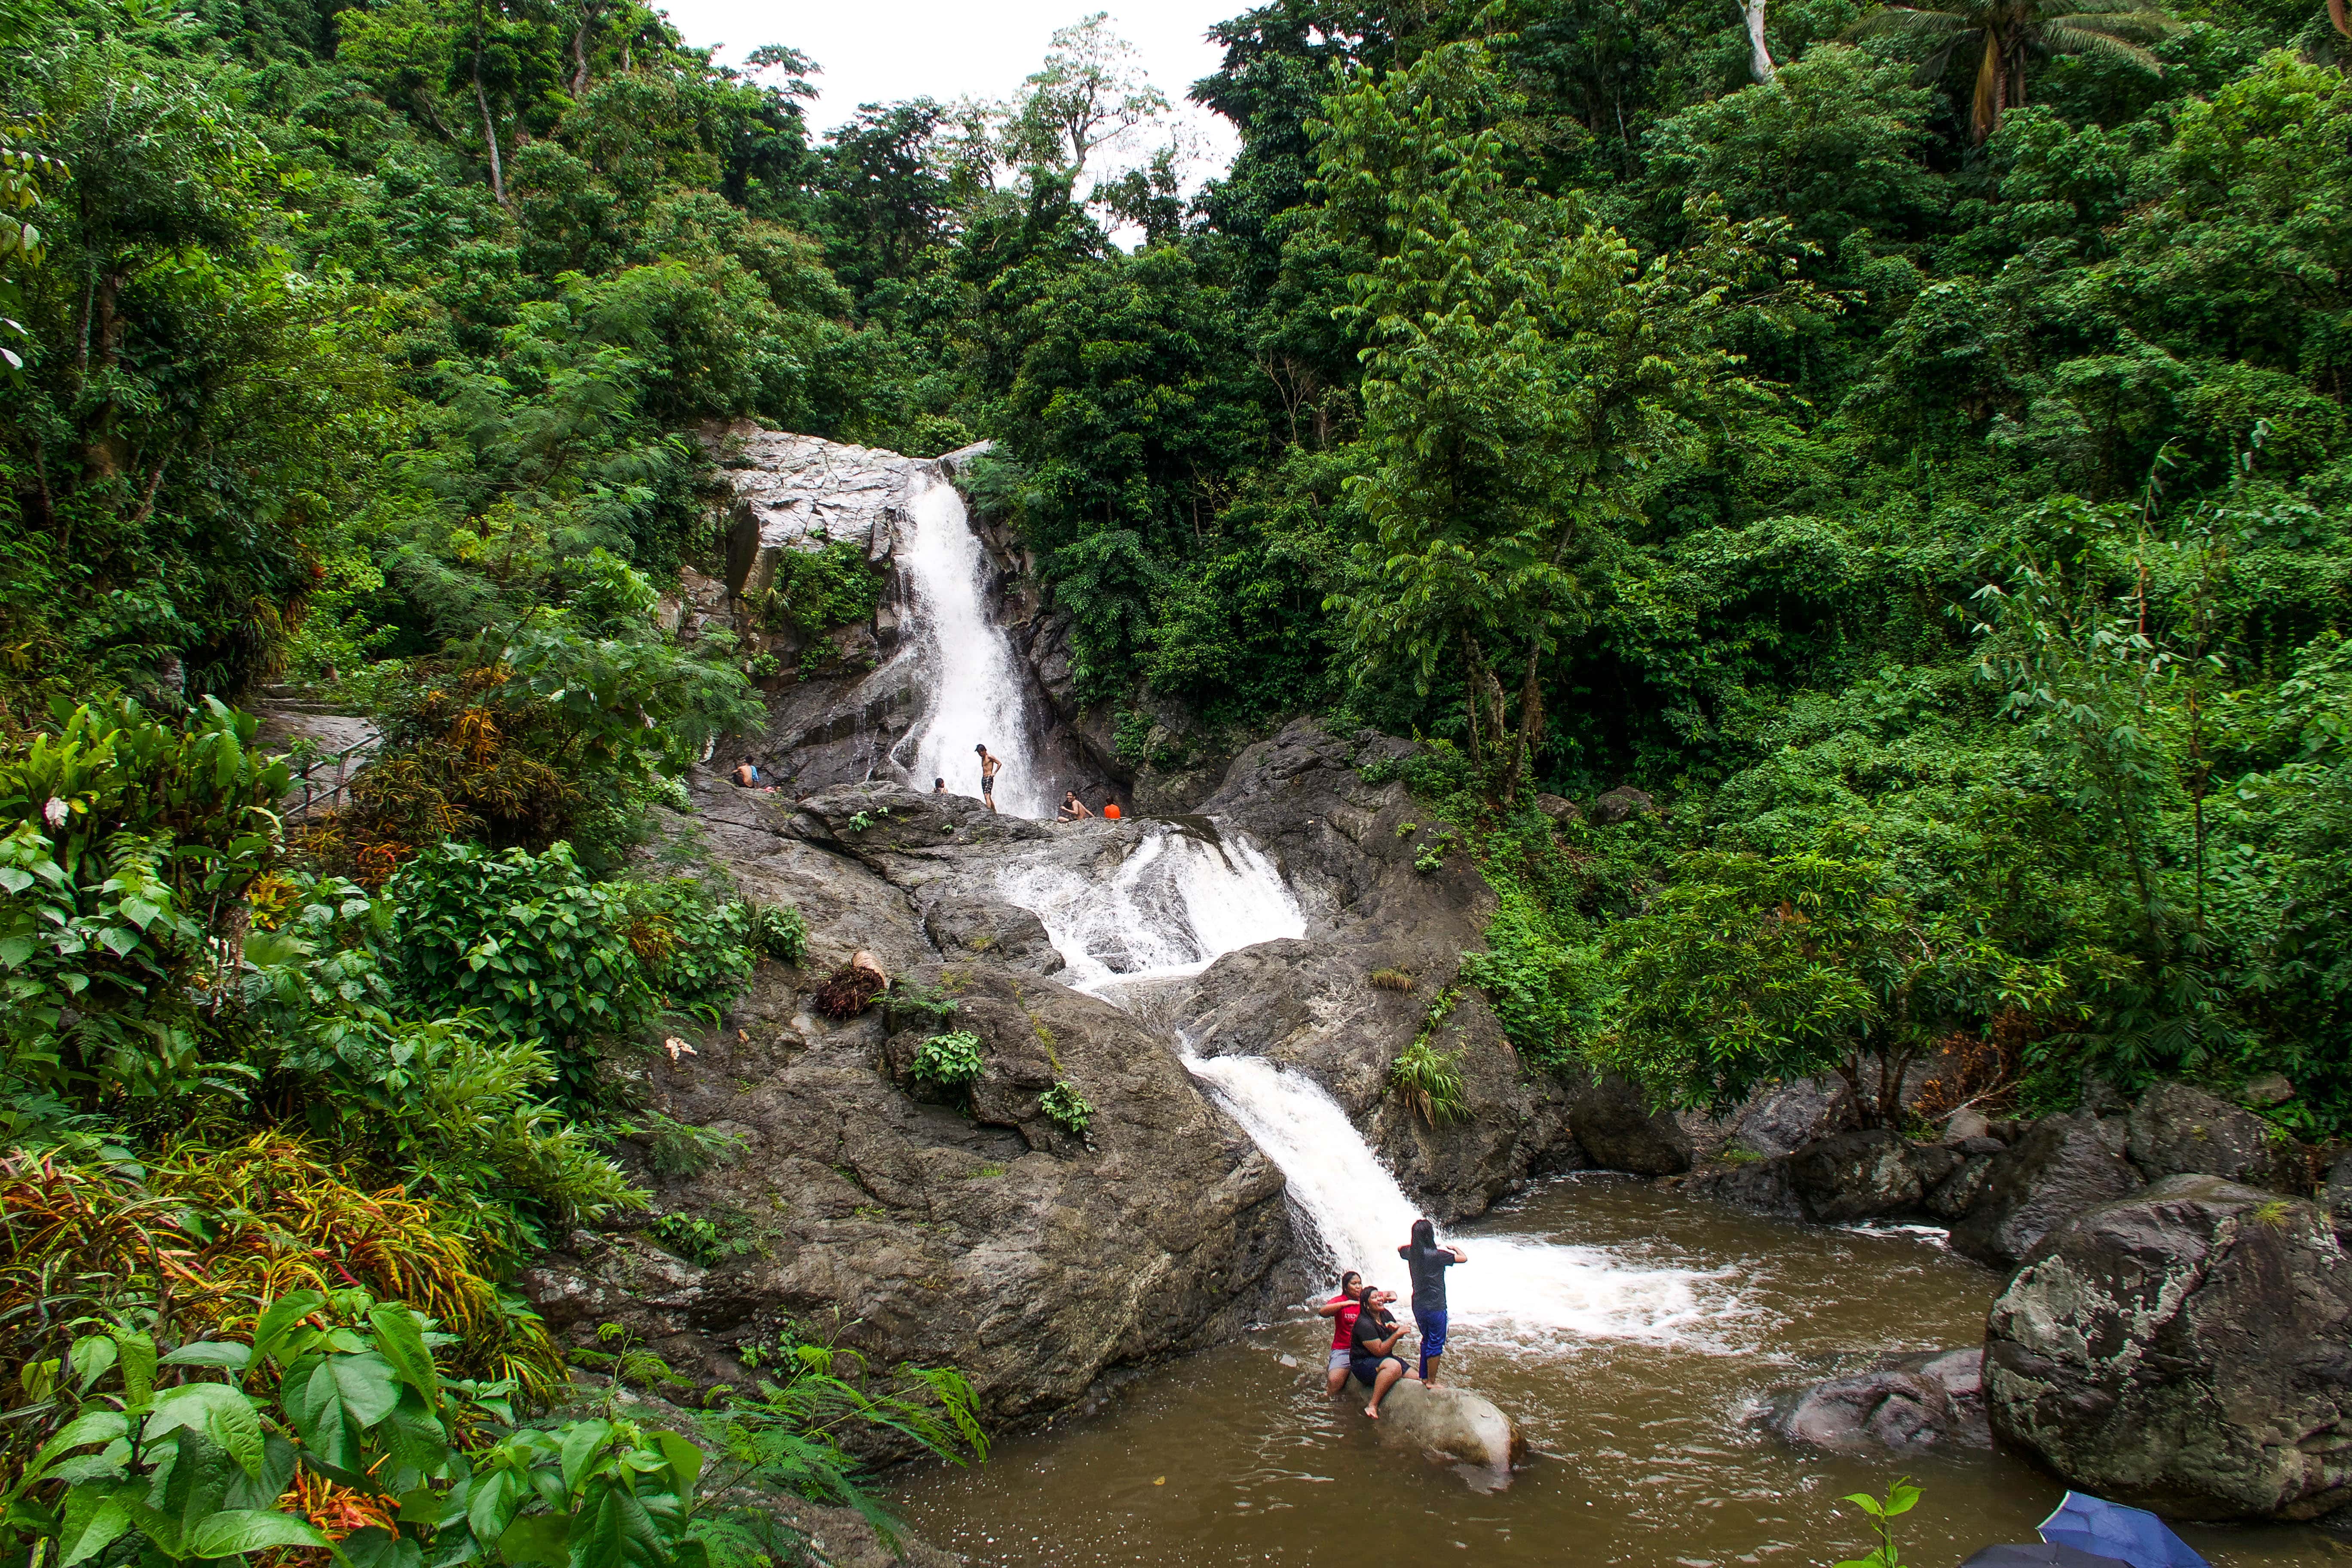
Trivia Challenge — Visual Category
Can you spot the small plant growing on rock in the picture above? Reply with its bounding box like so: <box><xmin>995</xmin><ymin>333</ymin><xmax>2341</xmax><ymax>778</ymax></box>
<box><xmin>746</xmin><ymin>900</ymin><xmax>808</xmax><ymax>965</ymax></box>
<box><xmin>847</xmin><ymin>805</ymin><xmax>891</xmax><ymax>833</ymax></box>
<box><xmin>1369</xmin><ymin>968</ymin><xmax>1415</xmax><ymax>993</ymax></box>
<box><xmin>1833</xmin><ymin>1476</ymin><xmax>1920</xmax><ymax>1568</ymax></box>
<box><xmin>913</xmin><ymin>1030</ymin><xmax>986</xmax><ymax>1092</ymax></box>
<box><xmin>1041</xmin><ymin>1080</ymin><xmax>1094</xmax><ymax>1136</ymax></box>
<box><xmin>1395</xmin><ymin>821</ymin><xmax>1419</xmax><ymax>837</ymax></box>
<box><xmin>1390</xmin><ymin>1040</ymin><xmax>1467</xmax><ymax>1125</ymax></box>
<box><xmin>640</xmin><ymin>1112</ymin><xmax>748</xmax><ymax>1177</ymax></box>
<box><xmin>1413</xmin><ymin>828</ymin><xmax>1457</xmax><ymax>873</ymax></box>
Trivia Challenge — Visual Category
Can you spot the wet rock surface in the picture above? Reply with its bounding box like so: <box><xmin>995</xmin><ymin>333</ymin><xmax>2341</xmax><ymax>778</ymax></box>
<box><xmin>1172</xmin><ymin>720</ymin><xmax>1585</xmax><ymax>1219</ymax></box>
<box><xmin>1951</xmin><ymin>1113</ymin><xmax>2146</xmax><ymax>1271</ymax></box>
<box><xmin>522</xmin><ymin>774</ymin><xmax>1299</xmax><ymax>1428</ymax></box>
<box><xmin>2126</xmin><ymin>1081</ymin><xmax>2289</xmax><ymax>1188</ymax></box>
<box><xmin>1362</xmin><ymin>1378</ymin><xmax>1524</xmax><ymax>1474</ymax></box>
<box><xmin>1985</xmin><ymin>1175</ymin><xmax>2352</xmax><ymax>1520</ymax></box>
<box><xmin>1568</xmin><ymin>1074</ymin><xmax>1694</xmax><ymax>1177</ymax></box>
<box><xmin>1761</xmin><ymin>1347</ymin><xmax>1987</xmax><ymax>1452</ymax></box>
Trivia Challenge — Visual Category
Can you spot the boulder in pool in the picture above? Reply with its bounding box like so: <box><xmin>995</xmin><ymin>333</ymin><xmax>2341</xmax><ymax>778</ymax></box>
<box><xmin>1366</xmin><ymin>1380</ymin><xmax>1523</xmax><ymax>1474</ymax></box>
<box><xmin>1985</xmin><ymin>1174</ymin><xmax>2352</xmax><ymax>1520</ymax></box>
<box><xmin>1760</xmin><ymin>1348</ymin><xmax>1987</xmax><ymax>1452</ymax></box>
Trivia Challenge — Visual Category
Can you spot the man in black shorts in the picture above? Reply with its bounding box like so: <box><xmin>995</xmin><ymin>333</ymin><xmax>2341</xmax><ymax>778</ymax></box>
<box><xmin>974</xmin><ymin>743</ymin><xmax>1001</xmax><ymax>812</ymax></box>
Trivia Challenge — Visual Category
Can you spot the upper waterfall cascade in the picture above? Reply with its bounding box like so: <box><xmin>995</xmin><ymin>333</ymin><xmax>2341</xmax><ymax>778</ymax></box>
<box><xmin>894</xmin><ymin>472</ymin><xmax>1050</xmax><ymax>817</ymax></box>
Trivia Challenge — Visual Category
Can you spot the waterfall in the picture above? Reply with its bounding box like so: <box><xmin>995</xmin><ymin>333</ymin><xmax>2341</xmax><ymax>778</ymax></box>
<box><xmin>998</xmin><ymin>821</ymin><xmax>1305</xmax><ymax>995</ymax></box>
<box><xmin>1185</xmin><ymin>1053</ymin><xmax>1719</xmax><ymax>1349</ymax></box>
<box><xmin>894</xmin><ymin>472</ymin><xmax>1049</xmax><ymax>817</ymax></box>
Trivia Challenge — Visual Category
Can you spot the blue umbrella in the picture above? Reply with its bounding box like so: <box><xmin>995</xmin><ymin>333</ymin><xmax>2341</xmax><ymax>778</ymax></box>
<box><xmin>2038</xmin><ymin>1491</ymin><xmax>2210</xmax><ymax>1568</ymax></box>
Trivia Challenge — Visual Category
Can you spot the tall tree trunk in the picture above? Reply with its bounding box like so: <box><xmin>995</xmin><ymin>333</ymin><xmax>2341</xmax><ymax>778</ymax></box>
<box><xmin>1970</xmin><ymin>29</ymin><xmax>2004</xmax><ymax>142</ymax></box>
<box><xmin>1742</xmin><ymin>0</ymin><xmax>1776</xmax><ymax>83</ymax></box>
<box><xmin>570</xmin><ymin>19</ymin><xmax>591</xmax><ymax>95</ymax></box>
<box><xmin>1501</xmin><ymin>632</ymin><xmax>1546</xmax><ymax>808</ymax></box>
<box><xmin>474</xmin><ymin>58</ymin><xmax>509</xmax><ymax>206</ymax></box>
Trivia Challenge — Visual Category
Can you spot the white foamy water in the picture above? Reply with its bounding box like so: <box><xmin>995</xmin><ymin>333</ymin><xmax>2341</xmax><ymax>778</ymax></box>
<box><xmin>895</xmin><ymin>473</ymin><xmax>1049</xmax><ymax>817</ymax></box>
<box><xmin>1001</xmin><ymin>823</ymin><xmax>1305</xmax><ymax>994</ymax></box>
<box><xmin>1184</xmin><ymin>1052</ymin><xmax>1721</xmax><ymax>1348</ymax></box>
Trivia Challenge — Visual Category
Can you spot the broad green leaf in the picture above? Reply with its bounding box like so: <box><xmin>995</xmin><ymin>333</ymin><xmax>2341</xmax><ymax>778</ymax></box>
<box><xmin>29</xmin><ymin>1409</ymin><xmax>129</xmax><ymax>1476</ymax></box>
<box><xmin>185</xmin><ymin>1508</ymin><xmax>335</xmax><ymax>1560</ymax></box>
<box><xmin>328</xmin><ymin>1351</ymin><xmax>404</xmax><ymax>1428</ymax></box>
<box><xmin>497</xmin><ymin>1513</ymin><xmax>571</xmax><ymax>1568</ymax></box>
<box><xmin>55</xmin><ymin>1484</ymin><xmax>132</xmax><ymax>1567</ymax></box>
<box><xmin>251</xmin><ymin>1291</ymin><xmax>327</xmax><ymax>1365</ymax></box>
<box><xmin>558</xmin><ymin>1421</ymin><xmax>613</xmax><ymax>1495</ymax></box>
<box><xmin>147</xmin><ymin>1384</ymin><xmax>266</xmax><ymax>1479</ymax></box>
<box><xmin>650</xmin><ymin>1432</ymin><xmax>703</xmax><ymax>1494</ymax></box>
<box><xmin>114</xmin><ymin>1329</ymin><xmax>156</xmax><ymax>1406</ymax></box>
<box><xmin>567</xmin><ymin>1485</ymin><xmax>628</xmax><ymax>1568</ymax></box>
<box><xmin>368</xmin><ymin>1302</ymin><xmax>440</xmax><ymax>1408</ymax></box>
<box><xmin>159</xmin><ymin>1342</ymin><xmax>253</xmax><ymax>1372</ymax></box>
<box><xmin>341</xmin><ymin>1526</ymin><xmax>423</xmax><ymax>1568</ymax></box>
<box><xmin>69</xmin><ymin>1335</ymin><xmax>117</xmax><ymax>1392</ymax></box>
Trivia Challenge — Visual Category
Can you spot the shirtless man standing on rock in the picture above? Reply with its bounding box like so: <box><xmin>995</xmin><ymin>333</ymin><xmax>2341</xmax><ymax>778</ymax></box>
<box><xmin>974</xmin><ymin>743</ymin><xmax>1001</xmax><ymax>812</ymax></box>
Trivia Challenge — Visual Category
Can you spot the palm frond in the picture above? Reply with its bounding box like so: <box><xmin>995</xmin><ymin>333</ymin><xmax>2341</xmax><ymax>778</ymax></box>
<box><xmin>2042</xmin><ymin>24</ymin><xmax>2166</xmax><ymax>67</ymax></box>
<box><xmin>2051</xmin><ymin>8</ymin><xmax>2173</xmax><ymax>36</ymax></box>
<box><xmin>1845</xmin><ymin>6</ymin><xmax>1977</xmax><ymax>38</ymax></box>
<box><xmin>1911</xmin><ymin>34</ymin><xmax>1972</xmax><ymax>84</ymax></box>
<box><xmin>1972</xmin><ymin>29</ymin><xmax>2003</xmax><ymax>141</ymax></box>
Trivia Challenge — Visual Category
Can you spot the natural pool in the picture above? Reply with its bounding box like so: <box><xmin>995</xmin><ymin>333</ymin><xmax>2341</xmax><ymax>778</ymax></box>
<box><xmin>890</xmin><ymin>1176</ymin><xmax>2343</xmax><ymax>1568</ymax></box>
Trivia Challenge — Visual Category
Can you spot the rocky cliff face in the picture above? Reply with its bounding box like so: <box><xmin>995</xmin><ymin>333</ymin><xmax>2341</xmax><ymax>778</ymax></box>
<box><xmin>523</xmin><ymin>776</ymin><xmax>1298</xmax><ymax>1426</ymax></box>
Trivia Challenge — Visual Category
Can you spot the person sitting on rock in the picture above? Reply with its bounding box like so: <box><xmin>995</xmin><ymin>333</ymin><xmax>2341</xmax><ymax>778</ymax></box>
<box><xmin>1399</xmin><ymin>1217</ymin><xmax>1466</xmax><ymax>1389</ymax></box>
<box><xmin>1058</xmin><ymin>790</ymin><xmax>1093</xmax><ymax>822</ymax></box>
<box><xmin>932</xmin><ymin>777</ymin><xmax>946</xmax><ymax>796</ymax></box>
<box><xmin>731</xmin><ymin>759</ymin><xmax>772</xmax><ymax>792</ymax></box>
<box><xmin>1315</xmin><ymin>1271</ymin><xmax>1364</xmax><ymax>1396</ymax></box>
<box><xmin>1349</xmin><ymin>1287</ymin><xmax>1414</xmax><ymax>1420</ymax></box>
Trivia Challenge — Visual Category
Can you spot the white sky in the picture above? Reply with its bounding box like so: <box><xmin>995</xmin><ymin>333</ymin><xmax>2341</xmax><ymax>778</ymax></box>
<box><xmin>661</xmin><ymin>0</ymin><xmax>1245</xmax><ymax>184</ymax></box>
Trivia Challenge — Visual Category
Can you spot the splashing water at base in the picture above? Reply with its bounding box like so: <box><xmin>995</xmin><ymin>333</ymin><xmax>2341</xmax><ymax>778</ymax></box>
<box><xmin>1183</xmin><ymin>1051</ymin><xmax>1721</xmax><ymax>1350</ymax></box>
<box><xmin>1001</xmin><ymin>822</ymin><xmax>1305</xmax><ymax>994</ymax></box>
<box><xmin>895</xmin><ymin>472</ymin><xmax>1049</xmax><ymax>817</ymax></box>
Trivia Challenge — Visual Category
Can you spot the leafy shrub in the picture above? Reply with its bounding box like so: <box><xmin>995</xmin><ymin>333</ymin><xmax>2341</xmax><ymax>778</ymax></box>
<box><xmin>912</xmin><ymin>1031</ymin><xmax>985</xmax><ymax>1092</ymax></box>
<box><xmin>646</xmin><ymin>1208</ymin><xmax>760</xmax><ymax>1265</ymax></box>
<box><xmin>1388</xmin><ymin>1040</ymin><xmax>1468</xmax><ymax>1125</ymax></box>
<box><xmin>745</xmin><ymin>901</ymin><xmax>810</xmax><ymax>965</ymax></box>
<box><xmin>755</xmin><ymin>540</ymin><xmax>886</xmax><ymax>638</ymax></box>
<box><xmin>641</xmin><ymin>1112</ymin><xmax>748</xmax><ymax>1178</ymax></box>
<box><xmin>0</xmin><ymin>1137</ymin><xmax>565</xmax><ymax>1397</ymax></box>
<box><xmin>1041</xmin><ymin>1080</ymin><xmax>1093</xmax><ymax>1135</ymax></box>
<box><xmin>0</xmin><ymin>698</ymin><xmax>288</xmax><ymax>1112</ymax></box>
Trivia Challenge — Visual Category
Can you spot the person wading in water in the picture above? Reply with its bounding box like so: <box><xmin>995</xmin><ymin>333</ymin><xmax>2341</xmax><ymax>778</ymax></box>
<box><xmin>974</xmin><ymin>743</ymin><xmax>1001</xmax><ymax>812</ymax></box>
<box><xmin>1398</xmin><ymin>1217</ymin><xmax>1467</xmax><ymax>1388</ymax></box>
<box><xmin>1314</xmin><ymin>1272</ymin><xmax>1364</xmax><ymax>1396</ymax></box>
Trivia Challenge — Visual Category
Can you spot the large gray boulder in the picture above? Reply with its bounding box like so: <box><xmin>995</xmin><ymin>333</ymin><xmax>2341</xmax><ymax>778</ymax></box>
<box><xmin>1951</xmin><ymin>1113</ymin><xmax>2144</xmax><ymax>1271</ymax></box>
<box><xmin>1787</xmin><ymin>1128</ymin><xmax>1923</xmax><ymax>1222</ymax></box>
<box><xmin>1571</xmin><ymin>1074</ymin><xmax>1694</xmax><ymax>1176</ymax></box>
<box><xmin>1761</xmin><ymin>1348</ymin><xmax>1986</xmax><ymax>1452</ymax></box>
<box><xmin>1985</xmin><ymin>1175</ymin><xmax>2352</xmax><ymax>1520</ymax></box>
<box><xmin>2127</xmin><ymin>1081</ymin><xmax>2286</xmax><ymax>1187</ymax></box>
<box><xmin>1363</xmin><ymin>1378</ymin><xmax>1523</xmax><ymax>1475</ymax></box>
<box><xmin>1684</xmin><ymin>1152</ymin><xmax>1803</xmax><ymax>1219</ymax></box>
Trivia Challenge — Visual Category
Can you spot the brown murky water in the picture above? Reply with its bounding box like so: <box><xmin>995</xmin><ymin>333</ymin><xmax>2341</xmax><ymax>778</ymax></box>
<box><xmin>890</xmin><ymin>1176</ymin><xmax>2343</xmax><ymax>1567</ymax></box>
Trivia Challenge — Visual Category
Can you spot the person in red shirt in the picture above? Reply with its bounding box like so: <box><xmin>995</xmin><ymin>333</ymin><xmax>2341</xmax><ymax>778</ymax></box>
<box><xmin>1313</xmin><ymin>1271</ymin><xmax>1364</xmax><ymax>1396</ymax></box>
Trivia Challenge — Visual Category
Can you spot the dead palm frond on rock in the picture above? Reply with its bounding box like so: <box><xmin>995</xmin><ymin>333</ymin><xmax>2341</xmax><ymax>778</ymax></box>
<box><xmin>1845</xmin><ymin>0</ymin><xmax>2179</xmax><ymax>141</ymax></box>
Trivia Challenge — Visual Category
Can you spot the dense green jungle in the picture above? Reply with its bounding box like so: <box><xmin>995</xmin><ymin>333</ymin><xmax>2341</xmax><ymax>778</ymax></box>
<box><xmin>0</xmin><ymin>0</ymin><xmax>2348</xmax><ymax>1556</ymax></box>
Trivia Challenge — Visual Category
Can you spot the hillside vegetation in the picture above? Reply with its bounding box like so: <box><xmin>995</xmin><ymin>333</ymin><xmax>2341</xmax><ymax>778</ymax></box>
<box><xmin>0</xmin><ymin>0</ymin><xmax>2349</xmax><ymax>1556</ymax></box>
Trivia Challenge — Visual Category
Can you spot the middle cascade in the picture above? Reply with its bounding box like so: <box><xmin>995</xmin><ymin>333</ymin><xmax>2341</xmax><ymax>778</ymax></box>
<box><xmin>998</xmin><ymin>820</ymin><xmax>1305</xmax><ymax>994</ymax></box>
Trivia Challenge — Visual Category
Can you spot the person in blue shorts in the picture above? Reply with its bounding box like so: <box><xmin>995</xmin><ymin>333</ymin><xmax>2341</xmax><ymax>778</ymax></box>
<box><xmin>1398</xmin><ymin>1217</ymin><xmax>1467</xmax><ymax>1387</ymax></box>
